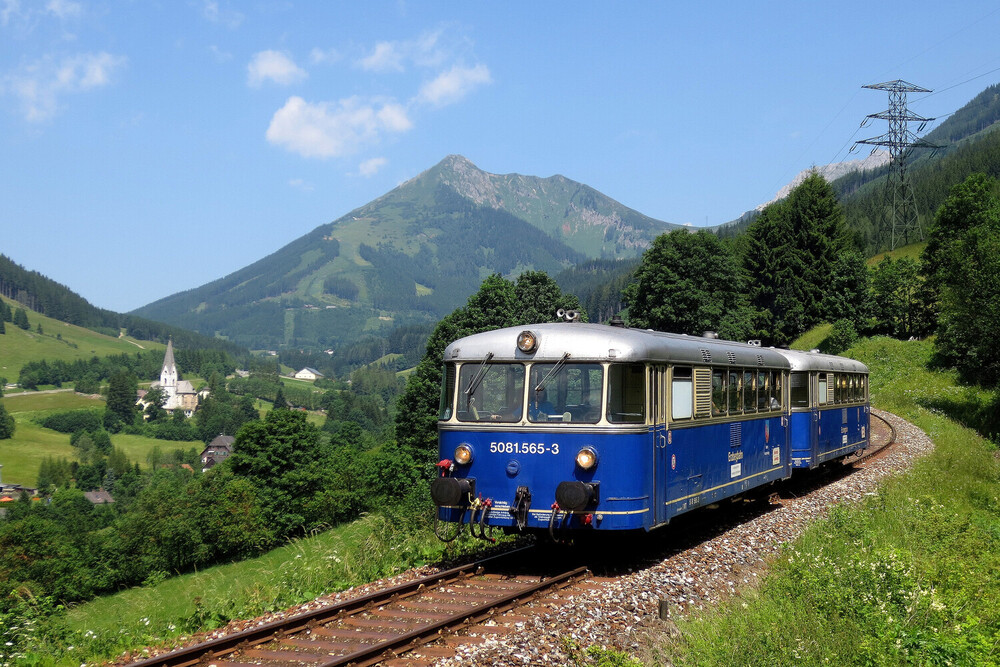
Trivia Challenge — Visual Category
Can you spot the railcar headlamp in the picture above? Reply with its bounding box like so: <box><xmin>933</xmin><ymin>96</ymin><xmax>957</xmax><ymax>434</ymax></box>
<box><xmin>454</xmin><ymin>443</ymin><xmax>474</xmax><ymax>465</ymax></box>
<box><xmin>516</xmin><ymin>330</ymin><xmax>538</xmax><ymax>353</ymax></box>
<box><xmin>575</xmin><ymin>446</ymin><xmax>598</xmax><ymax>470</ymax></box>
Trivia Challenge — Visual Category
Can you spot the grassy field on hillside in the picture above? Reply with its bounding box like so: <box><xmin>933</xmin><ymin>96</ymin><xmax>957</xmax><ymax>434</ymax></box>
<box><xmin>0</xmin><ymin>296</ymin><xmax>164</xmax><ymax>382</ymax></box>
<box><xmin>867</xmin><ymin>240</ymin><xmax>927</xmax><ymax>266</ymax></box>
<box><xmin>650</xmin><ymin>337</ymin><xmax>1000</xmax><ymax>666</ymax></box>
<box><xmin>1</xmin><ymin>392</ymin><xmax>196</xmax><ymax>486</ymax></box>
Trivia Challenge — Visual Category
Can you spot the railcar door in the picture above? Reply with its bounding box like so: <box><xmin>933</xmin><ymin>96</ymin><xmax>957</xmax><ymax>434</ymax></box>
<box><xmin>650</xmin><ymin>365</ymin><xmax>669</xmax><ymax>525</ymax></box>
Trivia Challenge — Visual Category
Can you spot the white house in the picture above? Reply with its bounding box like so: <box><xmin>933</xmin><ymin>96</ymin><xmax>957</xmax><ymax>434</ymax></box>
<box><xmin>294</xmin><ymin>367</ymin><xmax>324</xmax><ymax>381</ymax></box>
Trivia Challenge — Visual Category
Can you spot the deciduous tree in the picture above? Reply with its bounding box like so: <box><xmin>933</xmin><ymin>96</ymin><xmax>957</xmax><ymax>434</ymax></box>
<box><xmin>623</xmin><ymin>229</ymin><xmax>753</xmax><ymax>337</ymax></box>
<box><xmin>924</xmin><ymin>174</ymin><xmax>1000</xmax><ymax>386</ymax></box>
<box><xmin>395</xmin><ymin>272</ymin><xmax>581</xmax><ymax>469</ymax></box>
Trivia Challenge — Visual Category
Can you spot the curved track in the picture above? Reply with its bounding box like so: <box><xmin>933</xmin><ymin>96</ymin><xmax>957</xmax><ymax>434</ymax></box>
<box><xmin>127</xmin><ymin>546</ymin><xmax>586</xmax><ymax>667</ymax></box>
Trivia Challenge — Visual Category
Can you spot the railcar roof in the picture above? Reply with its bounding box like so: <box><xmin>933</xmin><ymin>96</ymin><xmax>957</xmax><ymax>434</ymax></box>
<box><xmin>771</xmin><ymin>347</ymin><xmax>869</xmax><ymax>374</ymax></box>
<box><xmin>442</xmin><ymin>322</ymin><xmax>792</xmax><ymax>368</ymax></box>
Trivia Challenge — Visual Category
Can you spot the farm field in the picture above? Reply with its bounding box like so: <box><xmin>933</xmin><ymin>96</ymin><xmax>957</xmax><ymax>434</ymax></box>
<box><xmin>0</xmin><ymin>391</ymin><xmax>196</xmax><ymax>487</ymax></box>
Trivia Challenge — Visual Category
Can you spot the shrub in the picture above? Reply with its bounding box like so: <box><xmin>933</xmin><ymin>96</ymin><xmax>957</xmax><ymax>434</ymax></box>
<box><xmin>823</xmin><ymin>318</ymin><xmax>858</xmax><ymax>354</ymax></box>
<box><xmin>39</xmin><ymin>410</ymin><xmax>102</xmax><ymax>434</ymax></box>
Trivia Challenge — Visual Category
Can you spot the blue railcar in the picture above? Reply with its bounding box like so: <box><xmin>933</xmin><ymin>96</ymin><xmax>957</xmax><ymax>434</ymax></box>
<box><xmin>773</xmin><ymin>349</ymin><xmax>870</xmax><ymax>468</ymax></box>
<box><xmin>430</xmin><ymin>320</ymin><xmax>870</xmax><ymax>539</ymax></box>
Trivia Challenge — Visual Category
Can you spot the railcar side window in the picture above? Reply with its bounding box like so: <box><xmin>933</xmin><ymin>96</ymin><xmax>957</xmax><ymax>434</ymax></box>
<box><xmin>457</xmin><ymin>363</ymin><xmax>525</xmax><ymax>422</ymax></box>
<box><xmin>743</xmin><ymin>370</ymin><xmax>757</xmax><ymax>413</ymax></box>
<box><xmin>438</xmin><ymin>363</ymin><xmax>456</xmax><ymax>420</ymax></box>
<box><xmin>818</xmin><ymin>373</ymin><xmax>828</xmax><ymax>406</ymax></box>
<box><xmin>728</xmin><ymin>370</ymin><xmax>741</xmax><ymax>415</ymax></box>
<box><xmin>608</xmin><ymin>364</ymin><xmax>645</xmax><ymax>423</ymax></box>
<box><xmin>790</xmin><ymin>372</ymin><xmax>809</xmax><ymax>408</ymax></box>
<box><xmin>756</xmin><ymin>371</ymin><xmax>768</xmax><ymax>412</ymax></box>
<box><xmin>528</xmin><ymin>362</ymin><xmax>603</xmax><ymax>423</ymax></box>
<box><xmin>712</xmin><ymin>370</ymin><xmax>726</xmax><ymax>416</ymax></box>
<box><xmin>774</xmin><ymin>373</ymin><xmax>784</xmax><ymax>409</ymax></box>
<box><xmin>671</xmin><ymin>367</ymin><xmax>693</xmax><ymax>420</ymax></box>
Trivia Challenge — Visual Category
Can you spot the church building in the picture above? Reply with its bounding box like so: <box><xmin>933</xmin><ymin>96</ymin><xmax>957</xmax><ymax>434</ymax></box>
<box><xmin>151</xmin><ymin>339</ymin><xmax>200</xmax><ymax>416</ymax></box>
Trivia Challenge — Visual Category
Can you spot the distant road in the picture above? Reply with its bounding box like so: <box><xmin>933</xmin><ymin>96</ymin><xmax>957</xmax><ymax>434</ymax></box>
<box><xmin>4</xmin><ymin>388</ymin><xmax>76</xmax><ymax>398</ymax></box>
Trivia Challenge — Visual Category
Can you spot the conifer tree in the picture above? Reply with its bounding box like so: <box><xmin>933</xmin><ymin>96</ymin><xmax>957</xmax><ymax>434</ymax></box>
<box><xmin>13</xmin><ymin>307</ymin><xmax>29</xmax><ymax>330</ymax></box>
<box><xmin>0</xmin><ymin>401</ymin><xmax>14</xmax><ymax>439</ymax></box>
<box><xmin>742</xmin><ymin>172</ymin><xmax>852</xmax><ymax>345</ymax></box>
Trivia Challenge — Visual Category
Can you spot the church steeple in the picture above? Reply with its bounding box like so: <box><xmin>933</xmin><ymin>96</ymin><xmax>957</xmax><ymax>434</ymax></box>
<box><xmin>160</xmin><ymin>338</ymin><xmax>178</xmax><ymax>397</ymax></box>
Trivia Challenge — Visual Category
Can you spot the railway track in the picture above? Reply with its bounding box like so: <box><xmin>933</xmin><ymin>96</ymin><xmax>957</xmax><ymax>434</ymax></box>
<box><xmin>127</xmin><ymin>546</ymin><xmax>587</xmax><ymax>667</ymax></box>
<box><xmin>850</xmin><ymin>410</ymin><xmax>897</xmax><ymax>465</ymax></box>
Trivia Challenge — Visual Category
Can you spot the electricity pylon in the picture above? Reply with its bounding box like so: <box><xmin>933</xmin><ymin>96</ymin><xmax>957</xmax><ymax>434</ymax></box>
<box><xmin>854</xmin><ymin>79</ymin><xmax>940</xmax><ymax>252</ymax></box>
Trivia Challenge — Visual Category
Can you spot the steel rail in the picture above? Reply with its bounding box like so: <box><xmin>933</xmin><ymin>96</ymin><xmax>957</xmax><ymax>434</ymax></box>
<box><xmin>853</xmin><ymin>411</ymin><xmax>897</xmax><ymax>463</ymax></box>
<box><xmin>315</xmin><ymin>565</ymin><xmax>589</xmax><ymax>667</ymax></box>
<box><xmin>126</xmin><ymin>546</ymin><xmax>537</xmax><ymax>667</ymax></box>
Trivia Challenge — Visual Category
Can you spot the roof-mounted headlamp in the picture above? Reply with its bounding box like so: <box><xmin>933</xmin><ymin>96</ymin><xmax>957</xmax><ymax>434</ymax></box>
<box><xmin>517</xmin><ymin>330</ymin><xmax>538</xmax><ymax>353</ymax></box>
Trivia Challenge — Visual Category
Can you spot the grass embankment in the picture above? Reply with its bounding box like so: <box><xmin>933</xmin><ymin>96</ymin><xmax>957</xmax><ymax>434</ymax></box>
<box><xmin>1</xmin><ymin>392</ymin><xmax>196</xmax><ymax>486</ymax></box>
<box><xmin>651</xmin><ymin>337</ymin><xmax>1000</xmax><ymax>666</ymax></box>
<box><xmin>44</xmin><ymin>511</ymin><xmax>494</xmax><ymax>665</ymax></box>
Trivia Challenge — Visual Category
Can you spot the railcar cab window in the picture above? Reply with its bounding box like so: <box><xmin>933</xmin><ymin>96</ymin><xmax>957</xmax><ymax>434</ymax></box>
<box><xmin>456</xmin><ymin>363</ymin><xmax>524</xmax><ymax>422</ymax></box>
<box><xmin>528</xmin><ymin>363</ymin><xmax>603</xmax><ymax>423</ymax></box>
<box><xmin>438</xmin><ymin>363</ymin><xmax>456</xmax><ymax>420</ymax></box>
<box><xmin>607</xmin><ymin>363</ymin><xmax>645</xmax><ymax>423</ymax></box>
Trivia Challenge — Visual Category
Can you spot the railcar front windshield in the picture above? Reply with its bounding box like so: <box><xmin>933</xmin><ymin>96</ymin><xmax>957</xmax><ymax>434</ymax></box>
<box><xmin>528</xmin><ymin>363</ymin><xmax>603</xmax><ymax>423</ymax></box>
<box><xmin>456</xmin><ymin>362</ymin><xmax>524</xmax><ymax>422</ymax></box>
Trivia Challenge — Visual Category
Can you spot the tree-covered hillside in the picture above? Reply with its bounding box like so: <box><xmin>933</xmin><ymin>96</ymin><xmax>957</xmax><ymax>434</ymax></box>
<box><xmin>0</xmin><ymin>255</ymin><xmax>243</xmax><ymax>356</ymax></box>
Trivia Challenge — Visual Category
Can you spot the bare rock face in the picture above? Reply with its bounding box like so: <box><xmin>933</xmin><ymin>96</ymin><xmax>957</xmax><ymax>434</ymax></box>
<box><xmin>758</xmin><ymin>150</ymin><xmax>892</xmax><ymax>211</ymax></box>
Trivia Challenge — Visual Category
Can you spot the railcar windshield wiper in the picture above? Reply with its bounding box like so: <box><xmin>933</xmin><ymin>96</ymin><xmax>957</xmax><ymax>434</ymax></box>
<box><xmin>463</xmin><ymin>352</ymin><xmax>495</xmax><ymax>398</ymax></box>
<box><xmin>533</xmin><ymin>352</ymin><xmax>571</xmax><ymax>392</ymax></box>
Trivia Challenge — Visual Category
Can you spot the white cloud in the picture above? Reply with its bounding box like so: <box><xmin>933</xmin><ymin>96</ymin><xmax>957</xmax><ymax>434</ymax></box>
<box><xmin>247</xmin><ymin>50</ymin><xmax>306</xmax><ymax>87</ymax></box>
<box><xmin>288</xmin><ymin>178</ymin><xmax>314</xmax><ymax>192</ymax></box>
<box><xmin>309</xmin><ymin>47</ymin><xmax>341</xmax><ymax>65</ymax></box>
<box><xmin>201</xmin><ymin>0</ymin><xmax>243</xmax><ymax>29</ymax></box>
<box><xmin>357</xmin><ymin>29</ymin><xmax>446</xmax><ymax>72</ymax></box>
<box><xmin>417</xmin><ymin>64</ymin><xmax>491</xmax><ymax>107</ymax></box>
<box><xmin>1</xmin><ymin>0</ymin><xmax>22</xmax><ymax>26</ymax></box>
<box><xmin>45</xmin><ymin>0</ymin><xmax>81</xmax><ymax>19</ymax></box>
<box><xmin>358</xmin><ymin>41</ymin><xmax>404</xmax><ymax>73</ymax></box>
<box><xmin>2</xmin><ymin>51</ymin><xmax>127</xmax><ymax>122</ymax></box>
<box><xmin>359</xmin><ymin>157</ymin><xmax>387</xmax><ymax>177</ymax></box>
<box><xmin>265</xmin><ymin>95</ymin><xmax>413</xmax><ymax>159</ymax></box>
<box><xmin>208</xmin><ymin>45</ymin><xmax>233</xmax><ymax>63</ymax></box>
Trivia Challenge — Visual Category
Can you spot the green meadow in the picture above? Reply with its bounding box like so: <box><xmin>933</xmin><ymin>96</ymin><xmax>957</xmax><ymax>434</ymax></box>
<box><xmin>0</xmin><ymin>392</ymin><xmax>196</xmax><ymax>487</ymax></box>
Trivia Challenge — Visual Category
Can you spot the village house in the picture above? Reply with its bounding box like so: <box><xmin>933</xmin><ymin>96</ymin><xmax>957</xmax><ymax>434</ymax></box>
<box><xmin>200</xmin><ymin>434</ymin><xmax>235</xmax><ymax>473</ymax></box>
<box><xmin>294</xmin><ymin>367</ymin><xmax>324</xmax><ymax>381</ymax></box>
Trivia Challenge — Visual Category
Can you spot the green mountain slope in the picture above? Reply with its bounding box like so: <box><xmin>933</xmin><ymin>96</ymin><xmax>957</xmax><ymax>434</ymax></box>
<box><xmin>133</xmin><ymin>156</ymin><xmax>681</xmax><ymax>351</ymax></box>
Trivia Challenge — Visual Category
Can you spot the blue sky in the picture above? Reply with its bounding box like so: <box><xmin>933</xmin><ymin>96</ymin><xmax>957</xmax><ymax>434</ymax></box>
<box><xmin>3</xmin><ymin>1</ymin><xmax>999</xmax><ymax>313</ymax></box>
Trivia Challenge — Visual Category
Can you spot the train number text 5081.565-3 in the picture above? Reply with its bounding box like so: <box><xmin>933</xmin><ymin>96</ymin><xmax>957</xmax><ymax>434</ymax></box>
<box><xmin>489</xmin><ymin>441</ymin><xmax>560</xmax><ymax>455</ymax></box>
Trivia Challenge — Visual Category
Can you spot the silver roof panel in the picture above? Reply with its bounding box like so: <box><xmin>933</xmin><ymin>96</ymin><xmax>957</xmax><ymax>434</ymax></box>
<box><xmin>442</xmin><ymin>323</ymin><xmax>792</xmax><ymax>368</ymax></box>
<box><xmin>771</xmin><ymin>348</ymin><xmax>869</xmax><ymax>374</ymax></box>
